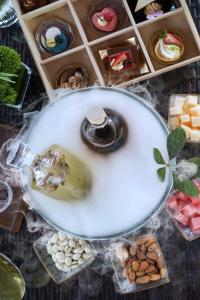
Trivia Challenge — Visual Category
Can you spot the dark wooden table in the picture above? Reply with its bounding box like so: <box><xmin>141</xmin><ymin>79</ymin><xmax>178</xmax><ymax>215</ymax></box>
<box><xmin>0</xmin><ymin>1</ymin><xmax>200</xmax><ymax>299</ymax></box>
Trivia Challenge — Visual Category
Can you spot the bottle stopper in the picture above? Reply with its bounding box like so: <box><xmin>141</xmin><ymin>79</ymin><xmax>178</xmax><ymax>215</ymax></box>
<box><xmin>86</xmin><ymin>107</ymin><xmax>108</xmax><ymax>127</ymax></box>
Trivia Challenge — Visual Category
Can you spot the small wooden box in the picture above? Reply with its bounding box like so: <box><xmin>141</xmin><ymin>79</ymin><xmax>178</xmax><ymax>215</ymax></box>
<box><xmin>12</xmin><ymin>0</ymin><xmax>200</xmax><ymax>98</ymax></box>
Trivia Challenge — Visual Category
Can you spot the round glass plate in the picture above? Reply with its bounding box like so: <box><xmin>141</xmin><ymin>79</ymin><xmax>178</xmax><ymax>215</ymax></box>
<box><xmin>23</xmin><ymin>87</ymin><xmax>173</xmax><ymax>240</ymax></box>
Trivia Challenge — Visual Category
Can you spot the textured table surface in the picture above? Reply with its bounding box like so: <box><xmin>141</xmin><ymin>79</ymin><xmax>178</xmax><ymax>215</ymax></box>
<box><xmin>0</xmin><ymin>1</ymin><xmax>200</xmax><ymax>299</ymax></box>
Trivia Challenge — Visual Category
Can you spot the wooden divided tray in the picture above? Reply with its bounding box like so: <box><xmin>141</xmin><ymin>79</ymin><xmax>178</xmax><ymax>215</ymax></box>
<box><xmin>13</xmin><ymin>0</ymin><xmax>200</xmax><ymax>98</ymax></box>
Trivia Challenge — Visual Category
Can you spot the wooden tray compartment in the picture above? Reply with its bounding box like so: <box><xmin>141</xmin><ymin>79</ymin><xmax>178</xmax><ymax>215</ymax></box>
<box><xmin>22</xmin><ymin>1</ymin><xmax>84</xmax><ymax>60</ymax></box>
<box><xmin>138</xmin><ymin>8</ymin><xmax>200</xmax><ymax>71</ymax></box>
<box><xmin>41</xmin><ymin>49</ymin><xmax>98</xmax><ymax>88</ymax></box>
<box><xmin>12</xmin><ymin>0</ymin><xmax>200</xmax><ymax>98</ymax></box>
<box><xmin>90</xmin><ymin>29</ymin><xmax>150</xmax><ymax>86</ymax></box>
<box><xmin>126</xmin><ymin>0</ymin><xmax>182</xmax><ymax>24</ymax></box>
<box><xmin>70</xmin><ymin>0</ymin><xmax>132</xmax><ymax>42</ymax></box>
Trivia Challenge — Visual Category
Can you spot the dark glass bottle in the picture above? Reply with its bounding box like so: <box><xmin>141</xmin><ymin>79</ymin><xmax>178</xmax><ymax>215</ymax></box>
<box><xmin>81</xmin><ymin>107</ymin><xmax>128</xmax><ymax>154</ymax></box>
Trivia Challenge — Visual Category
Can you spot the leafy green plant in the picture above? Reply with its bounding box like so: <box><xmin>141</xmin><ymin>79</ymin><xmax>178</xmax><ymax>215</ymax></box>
<box><xmin>0</xmin><ymin>82</ymin><xmax>17</xmax><ymax>104</ymax></box>
<box><xmin>153</xmin><ymin>127</ymin><xmax>199</xmax><ymax>197</ymax></box>
<box><xmin>0</xmin><ymin>46</ymin><xmax>21</xmax><ymax>74</ymax></box>
<box><xmin>0</xmin><ymin>46</ymin><xmax>22</xmax><ymax>105</ymax></box>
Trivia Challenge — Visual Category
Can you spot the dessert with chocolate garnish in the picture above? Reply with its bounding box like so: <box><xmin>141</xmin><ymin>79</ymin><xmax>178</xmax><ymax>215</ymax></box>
<box><xmin>99</xmin><ymin>45</ymin><xmax>141</xmax><ymax>85</ymax></box>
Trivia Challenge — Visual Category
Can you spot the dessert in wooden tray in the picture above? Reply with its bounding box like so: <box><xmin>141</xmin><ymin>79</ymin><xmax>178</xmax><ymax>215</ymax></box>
<box><xmin>13</xmin><ymin>0</ymin><xmax>200</xmax><ymax>97</ymax></box>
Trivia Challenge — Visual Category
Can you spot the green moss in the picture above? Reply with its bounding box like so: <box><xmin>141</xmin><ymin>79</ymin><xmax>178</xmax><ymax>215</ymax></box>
<box><xmin>0</xmin><ymin>81</ymin><xmax>17</xmax><ymax>104</ymax></box>
<box><xmin>0</xmin><ymin>46</ymin><xmax>21</xmax><ymax>74</ymax></box>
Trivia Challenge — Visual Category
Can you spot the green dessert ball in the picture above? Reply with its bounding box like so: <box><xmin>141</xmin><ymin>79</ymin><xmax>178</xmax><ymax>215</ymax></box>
<box><xmin>0</xmin><ymin>46</ymin><xmax>21</xmax><ymax>74</ymax></box>
<box><xmin>0</xmin><ymin>81</ymin><xmax>17</xmax><ymax>104</ymax></box>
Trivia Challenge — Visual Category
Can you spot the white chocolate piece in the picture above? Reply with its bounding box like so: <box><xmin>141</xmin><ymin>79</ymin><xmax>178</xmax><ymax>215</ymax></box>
<box><xmin>190</xmin><ymin>105</ymin><xmax>200</xmax><ymax>116</ymax></box>
<box><xmin>185</xmin><ymin>95</ymin><xmax>198</xmax><ymax>106</ymax></box>
<box><xmin>190</xmin><ymin>130</ymin><xmax>200</xmax><ymax>141</ymax></box>
<box><xmin>181</xmin><ymin>125</ymin><xmax>191</xmax><ymax>139</ymax></box>
<box><xmin>191</xmin><ymin>116</ymin><xmax>200</xmax><ymax>127</ymax></box>
<box><xmin>170</xmin><ymin>106</ymin><xmax>183</xmax><ymax>116</ymax></box>
<box><xmin>179</xmin><ymin>114</ymin><xmax>190</xmax><ymax>123</ymax></box>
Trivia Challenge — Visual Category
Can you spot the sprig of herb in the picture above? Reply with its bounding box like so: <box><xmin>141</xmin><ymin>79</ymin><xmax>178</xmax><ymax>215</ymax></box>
<box><xmin>153</xmin><ymin>127</ymin><xmax>199</xmax><ymax>197</ymax></box>
<box><xmin>0</xmin><ymin>72</ymin><xmax>18</xmax><ymax>83</ymax></box>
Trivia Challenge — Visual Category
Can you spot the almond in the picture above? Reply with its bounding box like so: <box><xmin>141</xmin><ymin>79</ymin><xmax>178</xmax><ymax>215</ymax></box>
<box><xmin>145</xmin><ymin>238</ymin><xmax>156</xmax><ymax>248</ymax></box>
<box><xmin>160</xmin><ymin>267</ymin><xmax>166</xmax><ymax>278</ymax></box>
<box><xmin>148</xmin><ymin>243</ymin><xmax>157</xmax><ymax>251</ymax></box>
<box><xmin>141</xmin><ymin>244</ymin><xmax>147</xmax><ymax>253</ymax></box>
<box><xmin>146</xmin><ymin>258</ymin><xmax>155</xmax><ymax>265</ymax></box>
<box><xmin>122</xmin><ymin>268</ymin><xmax>128</xmax><ymax>277</ymax></box>
<box><xmin>137</xmin><ymin>249</ymin><xmax>145</xmax><ymax>260</ymax></box>
<box><xmin>136</xmin><ymin>275</ymin><xmax>150</xmax><ymax>284</ymax></box>
<box><xmin>126</xmin><ymin>258</ymin><xmax>134</xmax><ymax>268</ymax></box>
<box><xmin>149</xmin><ymin>274</ymin><xmax>161</xmax><ymax>281</ymax></box>
<box><xmin>129</xmin><ymin>246</ymin><xmax>136</xmax><ymax>256</ymax></box>
<box><xmin>139</xmin><ymin>261</ymin><xmax>149</xmax><ymax>271</ymax></box>
<box><xmin>145</xmin><ymin>265</ymin><xmax>156</xmax><ymax>273</ymax></box>
<box><xmin>132</xmin><ymin>261</ymin><xmax>140</xmax><ymax>272</ymax></box>
<box><xmin>146</xmin><ymin>251</ymin><xmax>158</xmax><ymax>261</ymax></box>
<box><xmin>136</xmin><ymin>271</ymin><xmax>145</xmax><ymax>277</ymax></box>
<box><xmin>128</xmin><ymin>269</ymin><xmax>136</xmax><ymax>281</ymax></box>
<box><xmin>157</xmin><ymin>258</ymin><xmax>164</xmax><ymax>269</ymax></box>
<box><xmin>137</xmin><ymin>239</ymin><xmax>146</xmax><ymax>245</ymax></box>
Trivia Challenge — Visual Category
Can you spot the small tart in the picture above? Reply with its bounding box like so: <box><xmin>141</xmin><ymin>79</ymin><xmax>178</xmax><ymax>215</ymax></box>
<box><xmin>153</xmin><ymin>31</ymin><xmax>185</xmax><ymax>63</ymax></box>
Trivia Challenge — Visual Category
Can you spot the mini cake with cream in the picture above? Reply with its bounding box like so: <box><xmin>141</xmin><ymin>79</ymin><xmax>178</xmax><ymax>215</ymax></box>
<box><xmin>153</xmin><ymin>30</ymin><xmax>185</xmax><ymax>63</ymax></box>
<box><xmin>92</xmin><ymin>7</ymin><xmax>118</xmax><ymax>32</ymax></box>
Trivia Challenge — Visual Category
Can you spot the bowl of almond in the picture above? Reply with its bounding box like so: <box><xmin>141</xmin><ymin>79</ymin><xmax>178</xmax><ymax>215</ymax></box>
<box><xmin>109</xmin><ymin>235</ymin><xmax>169</xmax><ymax>294</ymax></box>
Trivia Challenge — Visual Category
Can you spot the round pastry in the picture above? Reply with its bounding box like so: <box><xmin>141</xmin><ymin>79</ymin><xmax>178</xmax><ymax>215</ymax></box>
<box><xmin>56</xmin><ymin>66</ymin><xmax>90</xmax><ymax>89</ymax></box>
<box><xmin>144</xmin><ymin>2</ymin><xmax>164</xmax><ymax>20</ymax></box>
<box><xmin>153</xmin><ymin>30</ymin><xmax>185</xmax><ymax>63</ymax></box>
<box><xmin>35</xmin><ymin>19</ymin><xmax>74</xmax><ymax>56</ymax></box>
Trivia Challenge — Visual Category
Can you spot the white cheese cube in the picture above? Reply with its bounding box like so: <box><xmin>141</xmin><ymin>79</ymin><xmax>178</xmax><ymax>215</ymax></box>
<box><xmin>190</xmin><ymin>105</ymin><xmax>200</xmax><ymax>116</ymax></box>
<box><xmin>181</xmin><ymin>125</ymin><xmax>191</xmax><ymax>139</ymax></box>
<box><xmin>179</xmin><ymin>114</ymin><xmax>190</xmax><ymax>123</ymax></box>
<box><xmin>185</xmin><ymin>95</ymin><xmax>198</xmax><ymax>106</ymax></box>
<box><xmin>190</xmin><ymin>130</ymin><xmax>200</xmax><ymax>142</ymax></box>
<box><xmin>191</xmin><ymin>116</ymin><xmax>200</xmax><ymax>127</ymax></box>
<box><xmin>173</xmin><ymin>96</ymin><xmax>186</xmax><ymax>106</ymax></box>
<box><xmin>170</xmin><ymin>106</ymin><xmax>183</xmax><ymax>116</ymax></box>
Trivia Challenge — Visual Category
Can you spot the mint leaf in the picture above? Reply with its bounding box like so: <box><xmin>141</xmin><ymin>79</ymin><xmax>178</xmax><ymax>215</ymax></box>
<box><xmin>188</xmin><ymin>157</ymin><xmax>200</xmax><ymax>178</ymax></box>
<box><xmin>157</xmin><ymin>167</ymin><xmax>166</xmax><ymax>182</ymax></box>
<box><xmin>153</xmin><ymin>148</ymin><xmax>166</xmax><ymax>165</ymax></box>
<box><xmin>174</xmin><ymin>179</ymin><xmax>199</xmax><ymax>197</ymax></box>
<box><xmin>167</xmin><ymin>127</ymin><xmax>186</xmax><ymax>160</ymax></box>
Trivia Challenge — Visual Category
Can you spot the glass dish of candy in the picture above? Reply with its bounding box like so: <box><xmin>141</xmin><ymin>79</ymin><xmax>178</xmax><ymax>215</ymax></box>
<box><xmin>109</xmin><ymin>234</ymin><xmax>170</xmax><ymax>294</ymax></box>
<box><xmin>166</xmin><ymin>179</ymin><xmax>200</xmax><ymax>241</ymax></box>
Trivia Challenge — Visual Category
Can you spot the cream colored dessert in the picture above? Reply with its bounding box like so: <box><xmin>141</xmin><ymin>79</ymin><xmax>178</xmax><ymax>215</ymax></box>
<box><xmin>169</xmin><ymin>95</ymin><xmax>200</xmax><ymax>142</ymax></box>
<box><xmin>154</xmin><ymin>30</ymin><xmax>185</xmax><ymax>63</ymax></box>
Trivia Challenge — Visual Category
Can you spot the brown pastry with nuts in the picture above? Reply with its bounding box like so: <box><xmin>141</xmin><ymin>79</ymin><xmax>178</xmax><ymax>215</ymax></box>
<box><xmin>56</xmin><ymin>67</ymin><xmax>90</xmax><ymax>90</ymax></box>
<box><xmin>114</xmin><ymin>235</ymin><xmax>169</xmax><ymax>291</ymax></box>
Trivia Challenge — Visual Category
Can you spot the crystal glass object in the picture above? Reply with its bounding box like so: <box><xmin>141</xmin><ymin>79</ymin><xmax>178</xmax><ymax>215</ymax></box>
<box><xmin>0</xmin><ymin>0</ymin><xmax>17</xmax><ymax>28</ymax></box>
<box><xmin>81</xmin><ymin>107</ymin><xmax>128</xmax><ymax>154</ymax></box>
<box><xmin>0</xmin><ymin>253</ymin><xmax>25</xmax><ymax>300</ymax></box>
